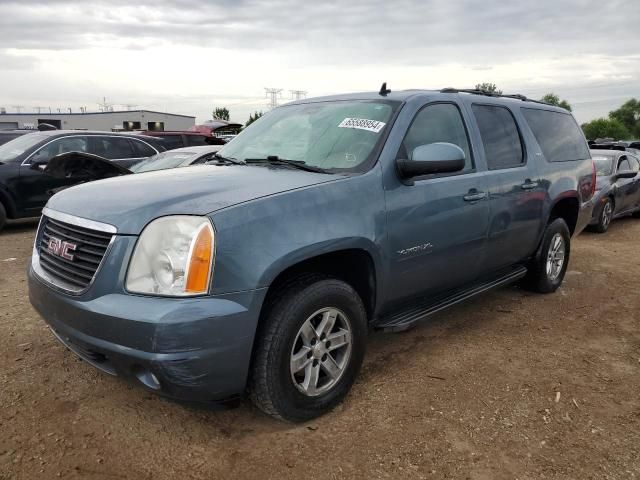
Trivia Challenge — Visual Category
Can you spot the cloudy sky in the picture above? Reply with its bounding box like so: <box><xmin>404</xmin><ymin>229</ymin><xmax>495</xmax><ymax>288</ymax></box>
<box><xmin>1</xmin><ymin>0</ymin><xmax>639</xmax><ymax>124</ymax></box>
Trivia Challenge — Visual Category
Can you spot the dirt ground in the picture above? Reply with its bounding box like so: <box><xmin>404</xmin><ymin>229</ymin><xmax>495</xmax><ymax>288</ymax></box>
<box><xmin>1</xmin><ymin>217</ymin><xmax>639</xmax><ymax>480</ymax></box>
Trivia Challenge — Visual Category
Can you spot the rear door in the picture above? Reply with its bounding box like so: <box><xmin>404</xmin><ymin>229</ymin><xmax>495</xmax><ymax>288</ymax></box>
<box><xmin>384</xmin><ymin>100</ymin><xmax>490</xmax><ymax>303</ymax></box>
<box><xmin>467</xmin><ymin>103</ymin><xmax>543</xmax><ymax>272</ymax></box>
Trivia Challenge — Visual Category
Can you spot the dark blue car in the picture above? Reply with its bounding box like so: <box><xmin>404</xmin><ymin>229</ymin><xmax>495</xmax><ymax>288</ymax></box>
<box><xmin>28</xmin><ymin>88</ymin><xmax>595</xmax><ymax>421</ymax></box>
<box><xmin>588</xmin><ymin>149</ymin><xmax>640</xmax><ymax>232</ymax></box>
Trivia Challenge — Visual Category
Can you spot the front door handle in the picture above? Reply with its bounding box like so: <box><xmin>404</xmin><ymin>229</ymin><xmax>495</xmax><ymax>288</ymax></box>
<box><xmin>463</xmin><ymin>191</ymin><xmax>487</xmax><ymax>202</ymax></box>
<box><xmin>521</xmin><ymin>180</ymin><xmax>539</xmax><ymax>190</ymax></box>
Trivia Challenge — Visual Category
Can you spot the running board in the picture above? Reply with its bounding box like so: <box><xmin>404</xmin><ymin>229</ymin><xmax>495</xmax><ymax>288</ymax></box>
<box><xmin>377</xmin><ymin>266</ymin><xmax>528</xmax><ymax>333</ymax></box>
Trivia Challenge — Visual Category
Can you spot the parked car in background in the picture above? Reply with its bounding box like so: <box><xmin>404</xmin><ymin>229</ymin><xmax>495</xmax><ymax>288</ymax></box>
<box><xmin>0</xmin><ymin>129</ymin><xmax>31</xmax><ymax>146</ymax></box>
<box><xmin>29</xmin><ymin>87</ymin><xmax>594</xmax><ymax>421</ymax></box>
<box><xmin>589</xmin><ymin>149</ymin><xmax>640</xmax><ymax>232</ymax></box>
<box><xmin>129</xmin><ymin>145</ymin><xmax>223</xmax><ymax>173</ymax></box>
<box><xmin>43</xmin><ymin>145</ymin><xmax>225</xmax><ymax>185</ymax></box>
<box><xmin>0</xmin><ymin>131</ymin><xmax>165</xmax><ymax>231</ymax></box>
<box><xmin>141</xmin><ymin>131</ymin><xmax>226</xmax><ymax>150</ymax></box>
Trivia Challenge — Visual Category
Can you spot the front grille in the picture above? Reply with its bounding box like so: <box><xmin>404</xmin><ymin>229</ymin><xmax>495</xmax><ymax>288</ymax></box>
<box><xmin>38</xmin><ymin>216</ymin><xmax>113</xmax><ymax>291</ymax></box>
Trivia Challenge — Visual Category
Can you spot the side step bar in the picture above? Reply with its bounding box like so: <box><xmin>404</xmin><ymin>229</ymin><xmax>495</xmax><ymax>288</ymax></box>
<box><xmin>377</xmin><ymin>266</ymin><xmax>528</xmax><ymax>333</ymax></box>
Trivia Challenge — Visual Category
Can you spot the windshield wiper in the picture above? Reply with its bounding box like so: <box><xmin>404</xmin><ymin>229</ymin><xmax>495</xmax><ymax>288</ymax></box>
<box><xmin>245</xmin><ymin>156</ymin><xmax>329</xmax><ymax>174</ymax></box>
<box><xmin>206</xmin><ymin>153</ymin><xmax>246</xmax><ymax>165</ymax></box>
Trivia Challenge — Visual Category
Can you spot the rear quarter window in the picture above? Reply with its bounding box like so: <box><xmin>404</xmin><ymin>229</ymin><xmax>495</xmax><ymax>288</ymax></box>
<box><xmin>521</xmin><ymin>108</ymin><xmax>590</xmax><ymax>162</ymax></box>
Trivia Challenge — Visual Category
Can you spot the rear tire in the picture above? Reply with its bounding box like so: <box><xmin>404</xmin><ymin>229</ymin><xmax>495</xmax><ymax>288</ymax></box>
<box><xmin>593</xmin><ymin>198</ymin><xmax>613</xmax><ymax>233</ymax></box>
<box><xmin>524</xmin><ymin>218</ymin><xmax>571</xmax><ymax>294</ymax></box>
<box><xmin>249</xmin><ymin>276</ymin><xmax>367</xmax><ymax>422</ymax></box>
<box><xmin>0</xmin><ymin>202</ymin><xmax>6</xmax><ymax>233</ymax></box>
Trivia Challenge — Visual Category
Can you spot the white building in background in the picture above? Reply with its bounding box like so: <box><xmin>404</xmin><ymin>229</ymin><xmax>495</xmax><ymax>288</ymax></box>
<box><xmin>0</xmin><ymin>110</ymin><xmax>195</xmax><ymax>132</ymax></box>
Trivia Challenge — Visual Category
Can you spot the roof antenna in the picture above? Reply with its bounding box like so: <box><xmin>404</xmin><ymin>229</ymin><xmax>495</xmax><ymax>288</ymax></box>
<box><xmin>379</xmin><ymin>82</ymin><xmax>391</xmax><ymax>96</ymax></box>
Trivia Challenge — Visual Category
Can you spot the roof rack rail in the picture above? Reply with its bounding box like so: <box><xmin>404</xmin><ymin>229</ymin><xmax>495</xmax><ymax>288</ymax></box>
<box><xmin>440</xmin><ymin>88</ymin><xmax>551</xmax><ymax>106</ymax></box>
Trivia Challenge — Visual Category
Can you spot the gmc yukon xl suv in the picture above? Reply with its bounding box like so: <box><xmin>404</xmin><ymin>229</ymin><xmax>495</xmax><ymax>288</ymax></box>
<box><xmin>28</xmin><ymin>88</ymin><xmax>595</xmax><ymax>421</ymax></box>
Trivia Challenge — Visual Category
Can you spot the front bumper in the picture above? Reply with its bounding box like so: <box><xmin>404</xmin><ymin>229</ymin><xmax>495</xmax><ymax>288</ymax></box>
<box><xmin>29</xmin><ymin>266</ymin><xmax>267</xmax><ymax>403</ymax></box>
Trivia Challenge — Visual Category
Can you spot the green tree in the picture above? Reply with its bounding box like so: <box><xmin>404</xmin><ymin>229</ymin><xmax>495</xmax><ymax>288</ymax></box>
<box><xmin>540</xmin><ymin>93</ymin><xmax>572</xmax><ymax>111</ymax></box>
<box><xmin>245</xmin><ymin>111</ymin><xmax>263</xmax><ymax>127</ymax></box>
<box><xmin>213</xmin><ymin>107</ymin><xmax>230</xmax><ymax>121</ymax></box>
<box><xmin>608</xmin><ymin>99</ymin><xmax>640</xmax><ymax>138</ymax></box>
<box><xmin>581</xmin><ymin>118</ymin><xmax>630</xmax><ymax>141</ymax></box>
<box><xmin>475</xmin><ymin>83</ymin><xmax>502</xmax><ymax>95</ymax></box>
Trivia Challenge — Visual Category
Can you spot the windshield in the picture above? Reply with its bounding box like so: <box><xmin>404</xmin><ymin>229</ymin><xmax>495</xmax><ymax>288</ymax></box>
<box><xmin>593</xmin><ymin>156</ymin><xmax>614</xmax><ymax>176</ymax></box>
<box><xmin>0</xmin><ymin>133</ymin><xmax>47</xmax><ymax>162</ymax></box>
<box><xmin>130</xmin><ymin>151</ymin><xmax>200</xmax><ymax>173</ymax></box>
<box><xmin>217</xmin><ymin>100</ymin><xmax>398</xmax><ymax>171</ymax></box>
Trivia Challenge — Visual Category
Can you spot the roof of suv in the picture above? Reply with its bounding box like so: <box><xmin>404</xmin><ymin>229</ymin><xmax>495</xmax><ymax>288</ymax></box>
<box><xmin>287</xmin><ymin>87</ymin><xmax>566</xmax><ymax>112</ymax></box>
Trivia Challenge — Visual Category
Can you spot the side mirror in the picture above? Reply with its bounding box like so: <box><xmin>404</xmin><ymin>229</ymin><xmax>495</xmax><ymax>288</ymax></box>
<box><xmin>616</xmin><ymin>170</ymin><xmax>637</xmax><ymax>179</ymax></box>
<box><xmin>397</xmin><ymin>142</ymin><xmax>465</xmax><ymax>183</ymax></box>
<box><xmin>30</xmin><ymin>160</ymin><xmax>48</xmax><ymax>171</ymax></box>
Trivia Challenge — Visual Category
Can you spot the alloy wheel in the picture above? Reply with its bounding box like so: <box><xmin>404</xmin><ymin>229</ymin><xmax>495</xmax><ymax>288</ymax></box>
<box><xmin>289</xmin><ymin>307</ymin><xmax>352</xmax><ymax>397</ymax></box>
<box><xmin>546</xmin><ymin>233</ymin><xmax>565</xmax><ymax>281</ymax></box>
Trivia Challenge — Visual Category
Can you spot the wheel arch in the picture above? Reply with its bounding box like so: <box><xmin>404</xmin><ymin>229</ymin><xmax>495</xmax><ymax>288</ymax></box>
<box><xmin>258</xmin><ymin>241</ymin><xmax>381</xmax><ymax>322</ymax></box>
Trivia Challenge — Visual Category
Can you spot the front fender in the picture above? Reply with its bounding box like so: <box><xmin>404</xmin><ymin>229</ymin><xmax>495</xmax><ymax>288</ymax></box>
<box><xmin>209</xmin><ymin>167</ymin><xmax>387</xmax><ymax>296</ymax></box>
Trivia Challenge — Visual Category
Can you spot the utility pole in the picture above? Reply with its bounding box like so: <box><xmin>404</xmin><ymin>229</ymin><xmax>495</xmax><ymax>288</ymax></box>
<box><xmin>290</xmin><ymin>90</ymin><xmax>307</xmax><ymax>101</ymax></box>
<box><xmin>264</xmin><ymin>87</ymin><xmax>283</xmax><ymax>110</ymax></box>
<box><xmin>35</xmin><ymin>106</ymin><xmax>43</xmax><ymax>114</ymax></box>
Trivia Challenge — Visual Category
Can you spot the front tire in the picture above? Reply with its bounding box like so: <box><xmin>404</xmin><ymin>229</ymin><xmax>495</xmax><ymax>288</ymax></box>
<box><xmin>524</xmin><ymin>218</ymin><xmax>571</xmax><ymax>293</ymax></box>
<box><xmin>249</xmin><ymin>276</ymin><xmax>367</xmax><ymax>422</ymax></box>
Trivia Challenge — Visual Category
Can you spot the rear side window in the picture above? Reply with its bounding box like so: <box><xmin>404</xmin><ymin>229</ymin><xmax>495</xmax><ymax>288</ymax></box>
<box><xmin>521</xmin><ymin>108</ymin><xmax>589</xmax><ymax>162</ymax></box>
<box><xmin>132</xmin><ymin>139</ymin><xmax>157</xmax><ymax>157</ymax></box>
<box><xmin>400</xmin><ymin>103</ymin><xmax>474</xmax><ymax>173</ymax></box>
<box><xmin>471</xmin><ymin>105</ymin><xmax>524</xmax><ymax>169</ymax></box>
<box><xmin>185</xmin><ymin>135</ymin><xmax>208</xmax><ymax>147</ymax></box>
<box><xmin>92</xmin><ymin>137</ymin><xmax>135</xmax><ymax>159</ymax></box>
<box><xmin>627</xmin><ymin>155</ymin><xmax>640</xmax><ymax>173</ymax></box>
<box><xmin>160</xmin><ymin>135</ymin><xmax>184</xmax><ymax>150</ymax></box>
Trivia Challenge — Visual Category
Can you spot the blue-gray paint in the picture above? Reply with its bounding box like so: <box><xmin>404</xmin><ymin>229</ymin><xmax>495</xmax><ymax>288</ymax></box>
<box><xmin>28</xmin><ymin>90</ymin><xmax>595</xmax><ymax>403</ymax></box>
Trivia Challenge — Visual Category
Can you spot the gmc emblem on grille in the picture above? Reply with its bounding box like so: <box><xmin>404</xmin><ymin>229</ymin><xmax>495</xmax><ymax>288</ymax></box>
<box><xmin>47</xmin><ymin>236</ymin><xmax>77</xmax><ymax>261</ymax></box>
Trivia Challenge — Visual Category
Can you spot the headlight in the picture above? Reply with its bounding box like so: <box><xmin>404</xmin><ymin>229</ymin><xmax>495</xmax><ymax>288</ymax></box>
<box><xmin>126</xmin><ymin>216</ymin><xmax>215</xmax><ymax>296</ymax></box>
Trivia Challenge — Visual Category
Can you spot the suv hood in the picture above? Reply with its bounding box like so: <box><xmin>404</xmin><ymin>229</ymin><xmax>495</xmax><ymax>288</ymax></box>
<box><xmin>46</xmin><ymin>164</ymin><xmax>338</xmax><ymax>234</ymax></box>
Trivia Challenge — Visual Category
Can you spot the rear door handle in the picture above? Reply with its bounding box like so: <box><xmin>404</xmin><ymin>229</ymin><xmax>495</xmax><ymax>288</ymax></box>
<box><xmin>521</xmin><ymin>180</ymin><xmax>539</xmax><ymax>190</ymax></box>
<box><xmin>463</xmin><ymin>191</ymin><xmax>487</xmax><ymax>202</ymax></box>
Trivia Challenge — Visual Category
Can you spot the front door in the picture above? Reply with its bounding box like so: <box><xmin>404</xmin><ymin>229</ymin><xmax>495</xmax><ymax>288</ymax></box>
<box><xmin>18</xmin><ymin>136</ymin><xmax>89</xmax><ymax>215</ymax></box>
<box><xmin>468</xmin><ymin>103</ymin><xmax>544</xmax><ymax>272</ymax></box>
<box><xmin>384</xmin><ymin>102</ymin><xmax>490</xmax><ymax>305</ymax></box>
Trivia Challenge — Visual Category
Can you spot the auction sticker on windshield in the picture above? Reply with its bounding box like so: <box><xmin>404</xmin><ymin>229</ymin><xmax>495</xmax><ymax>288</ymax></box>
<box><xmin>338</xmin><ymin>118</ymin><xmax>386</xmax><ymax>133</ymax></box>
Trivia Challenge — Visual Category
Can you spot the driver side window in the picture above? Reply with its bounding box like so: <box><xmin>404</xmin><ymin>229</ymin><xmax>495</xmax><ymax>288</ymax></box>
<box><xmin>399</xmin><ymin>103</ymin><xmax>473</xmax><ymax>173</ymax></box>
<box><xmin>30</xmin><ymin>136</ymin><xmax>89</xmax><ymax>164</ymax></box>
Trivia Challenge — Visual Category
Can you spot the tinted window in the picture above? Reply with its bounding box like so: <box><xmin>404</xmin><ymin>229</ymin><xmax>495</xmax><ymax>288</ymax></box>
<box><xmin>401</xmin><ymin>103</ymin><xmax>473</xmax><ymax>172</ymax></box>
<box><xmin>472</xmin><ymin>105</ymin><xmax>523</xmax><ymax>169</ymax></box>
<box><xmin>521</xmin><ymin>108</ymin><xmax>589</xmax><ymax>162</ymax></box>
<box><xmin>184</xmin><ymin>135</ymin><xmax>208</xmax><ymax>147</ymax></box>
<box><xmin>160</xmin><ymin>135</ymin><xmax>184</xmax><ymax>150</ymax></box>
<box><xmin>31</xmin><ymin>136</ymin><xmax>89</xmax><ymax>163</ymax></box>
<box><xmin>132</xmin><ymin>139</ymin><xmax>157</xmax><ymax>157</ymax></box>
<box><xmin>92</xmin><ymin>137</ymin><xmax>135</xmax><ymax>159</ymax></box>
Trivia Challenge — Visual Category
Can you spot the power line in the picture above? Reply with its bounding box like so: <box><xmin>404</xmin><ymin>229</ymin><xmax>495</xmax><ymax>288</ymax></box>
<box><xmin>264</xmin><ymin>87</ymin><xmax>283</xmax><ymax>109</ymax></box>
<box><xmin>290</xmin><ymin>90</ymin><xmax>307</xmax><ymax>101</ymax></box>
